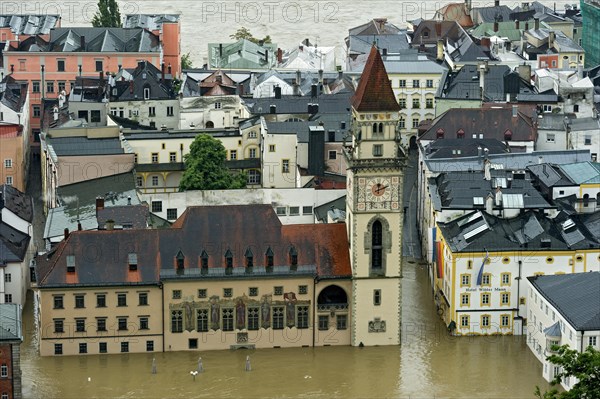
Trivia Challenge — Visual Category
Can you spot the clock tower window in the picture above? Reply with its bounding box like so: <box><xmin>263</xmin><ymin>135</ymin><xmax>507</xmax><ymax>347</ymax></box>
<box><xmin>372</xmin><ymin>221</ymin><xmax>383</xmax><ymax>270</ymax></box>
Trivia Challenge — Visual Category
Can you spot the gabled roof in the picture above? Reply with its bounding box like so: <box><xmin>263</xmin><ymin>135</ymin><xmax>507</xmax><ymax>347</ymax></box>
<box><xmin>434</xmin><ymin>2</ymin><xmax>474</xmax><ymax>28</ymax></box>
<box><xmin>13</xmin><ymin>27</ymin><xmax>160</xmax><ymax>53</ymax></box>
<box><xmin>527</xmin><ymin>164</ymin><xmax>574</xmax><ymax>188</ymax></box>
<box><xmin>528</xmin><ymin>272</ymin><xmax>600</xmax><ymax>331</ymax></box>
<box><xmin>123</xmin><ymin>14</ymin><xmax>180</xmax><ymax>30</ymax></box>
<box><xmin>471</xmin><ymin>5</ymin><xmax>513</xmax><ymax>23</ymax></box>
<box><xmin>37</xmin><ymin>205</ymin><xmax>351</xmax><ymax>287</ymax></box>
<box><xmin>0</xmin><ymin>222</ymin><xmax>30</xmax><ymax>264</ymax></box>
<box><xmin>208</xmin><ymin>39</ymin><xmax>278</xmax><ymax>70</ymax></box>
<box><xmin>348</xmin><ymin>18</ymin><xmax>403</xmax><ymax>36</ymax></box>
<box><xmin>559</xmin><ymin>162</ymin><xmax>600</xmax><ymax>185</ymax></box>
<box><xmin>351</xmin><ymin>46</ymin><xmax>400</xmax><ymax>112</ymax></box>
<box><xmin>111</xmin><ymin>61</ymin><xmax>175</xmax><ymax>101</ymax></box>
<box><xmin>419</xmin><ymin>105</ymin><xmax>536</xmax><ymax>142</ymax></box>
<box><xmin>0</xmin><ymin>184</ymin><xmax>33</xmax><ymax>222</ymax></box>
<box><xmin>0</xmin><ymin>14</ymin><xmax>59</xmax><ymax>35</ymax></box>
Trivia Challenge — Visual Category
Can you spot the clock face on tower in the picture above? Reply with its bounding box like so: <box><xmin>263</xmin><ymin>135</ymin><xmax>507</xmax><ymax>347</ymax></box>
<box><xmin>366</xmin><ymin>178</ymin><xmax>391</xmax><ymax>202</ymax></box>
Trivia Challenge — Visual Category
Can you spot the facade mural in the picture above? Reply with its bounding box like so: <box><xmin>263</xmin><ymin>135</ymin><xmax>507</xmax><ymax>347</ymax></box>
<box><xmin>168</xmin><ymin>292</ymin><xmax>310</xmax><ymax>332</ymax></box>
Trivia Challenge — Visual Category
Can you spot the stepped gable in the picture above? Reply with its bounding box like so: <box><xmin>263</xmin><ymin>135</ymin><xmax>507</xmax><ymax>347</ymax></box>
<box><xmin>351</xmin><ymin>46</ymin><xmax>400</xmax><ymax>112</ymax></box>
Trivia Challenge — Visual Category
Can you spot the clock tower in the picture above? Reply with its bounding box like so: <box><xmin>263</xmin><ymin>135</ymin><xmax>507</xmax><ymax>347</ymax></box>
<box><xmin>345</xmin><ymin>46</ymin><xmax>405</xmax><ymax>346</ymax></box>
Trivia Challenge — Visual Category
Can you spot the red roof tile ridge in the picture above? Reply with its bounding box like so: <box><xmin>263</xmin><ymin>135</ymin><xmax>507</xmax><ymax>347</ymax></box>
<box><xmin>351</xmin><ymin>45</ymin><xmax>400</xmax><ymax>112</ymax></box>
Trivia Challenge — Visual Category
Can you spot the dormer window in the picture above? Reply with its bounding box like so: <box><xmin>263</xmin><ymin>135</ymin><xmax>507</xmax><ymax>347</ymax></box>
<box><xmin>504</xmin><ymin>129</ymin><xmax>513</xmax><ymax>141</ymax></box>
<box><xmin>289</xmin><ymin>247</ymin><xmax>298</xmax><ymax>267</ymax></box>
<box><xmin>244</xmin><ymin>248</ymin><xmax>253</xmax><ymax>267</ymax></box>
<box><xmin>175</xmin><ymin>250</ymin><xmax>185</xmax><ymax>274</ymax></box>
<box><xmin>436</xmin><ymin>128</ymin><xmax>445</xmax><ymax>139</ymax></box>
<box><xmin>224</xmin><ymin>249</ymin><xmax>233</xmax><ymax>268</ymax></box>
<box><xmin>266</xmin><ymin>247</ymin><xmax>274</xmax><ymax>268</ymax></box>
<box><xmin>66</xmin><ymin>255</ymin><xmax>75</xmax><ymax>273</ymax></box>
<box><xmin>143</xmin><ymin>86</ymin><xmax>150</xmax><ymax>100</ymax></box>
<box><xmin>128</xmin><ymin>253</ymin><xmax>138</xmax><ymax>271</ymax></box>
<box><xmin>201</xmin><ymin>250</ymin><xmax>209</xmax><ymax>269</ymax></box>
<box><xmin>456</xmin><ymin>129</ymin><xmax>465</xmax><ymax>139</ymax></box>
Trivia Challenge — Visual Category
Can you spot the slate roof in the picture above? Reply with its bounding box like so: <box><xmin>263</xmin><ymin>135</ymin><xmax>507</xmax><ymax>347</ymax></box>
<box><xmin>423</xmin><ymin>138</ymin><xmax>509</xmax><ymax>159</ymax></box>
<box><xmin>527</xmin><ymin>164</ymin><xmax>574</xmax><ymax>187</ymax></box>
<box><xmin>471</xmin><ymin>5</ymin><xmax>513</xmax><ymax>23</ymax></box>
<box><xmin>97</xmin><ymin>204</ymin><xmax>148</xmax><ymax>229</ymax></box>
<box><xmin>528</xmin><ymin>272</ymin><xmax>600</xmax><ymax>331</ymax></box>
<box><xmin>438</xmin><ymin>209</ymin><xmax>599</xmax><ymax>253</ymax></box>
<box><xmin>208</xmin><ymin>39</ymin><xmax>278</xmax><ymax>69</ymax></box>
<box><xmin>0</xmin><ymin>303</ymin><xmax>22</xmax><ymax>341</ymax></box>
<box><xmin>123</xmin><ymin>14</ymin><xmax>180</xmax><ymax>30</ymax></box>
<box><xmin>0</xmin><ymin>14</ymin><xmax>59</xmax><ymax>35</ymax></box>
<box><xmin>69</xmin><ymin>76</ymin><xmax>108</xmax><ymax>102</ymax></box>
<box><xmin>264</xmin><ymin>116</ymin><xmax>350</xmax><ymax>143</ymax></box>
<box><xmin>0</xmin><ymin>222</ymin><xmax>30</xmax><ymax>264</ymax></box>
<box><xmin>43</xmin><ymin>172</ymin><xmax>140</xmax><ymax>241</ymax></box>
<box><xmin>419</xmin><ymin>106</ymin><xmax>536</xmax><ymax>142</ymax></box>
<box><xmin>559</xmin><ymin>162</ymin><xmax>600</xmax><ymax>185</ymax></box>
<box><xmin>348</xmin><ymin>18</ymin><xmax>403</xmax><ymax>36</ymax></box>
<box><xmin>429</xmin><ymin>170</ymin><xmax>552</xmax><ymax>211</ymax></box>
<box><xmin>37</xmin><ymin>205</ymin><xmax>352</xmax><ymax>287</ymax></box>
<box><xmin>349</xmin><ymin>49</ymin><xmax>447</xmax><ymax>74</ymax></box>
<box><xmin>424</xmin><ymin>150</ymin><xmax>592</xmax><ymax>172</ymax></box>
<box><xmin>14</xmin><ymin>27</ymin><xmax>160</xmax><ymax>53</ymax></box>
<box><xmin>246</xmin><ymin>92</ymin><xmax>352</xmax><ymax>115</ymax></box>
<box><xmin>0</xmin><ymin>75</ymin><xmax>27</xmax><ymax>113</ymax></box>
<box><xmin>111</xmin><ymin>61</ymin><xmax>176</xmax><ymax>101</ymax></box>
<box><xmin>439</xmin><ymin>64</ymin><xmax>513</xmax><ymax>101</ymax></box>
<box><xmin>0</xmin><ymin>184</ymin><xmax>33</xmax><ymax>222</ymax></box>
<box><xmin>347</xmin><ymin>32</ymin><xmax>410</xmax><ymax>57</ymax></box>
<box><xmin>314</xmin><ymin>196</ymin><xmax>347</xmax><ymax>223</ymax></box>
<box><xmin>45</xmin><ymin>136</ymin><xmax>124</xmax><ymax>156</ymax></box>
<box><xmin>351</xmin><ymin>46</ymin><xmax>400</xmax><ymax>112</ymax></box>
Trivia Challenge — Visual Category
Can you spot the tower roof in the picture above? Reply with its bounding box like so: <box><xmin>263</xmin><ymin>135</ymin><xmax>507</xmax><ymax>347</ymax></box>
<box><xmin>351</xmin><ymin>46</ymin><xmax>400</xmax><ymax>112</ymax></box>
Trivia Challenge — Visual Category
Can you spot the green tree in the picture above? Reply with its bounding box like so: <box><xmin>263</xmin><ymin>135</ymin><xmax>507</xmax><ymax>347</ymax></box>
<box><xmin>181</xmin><ymin>53</ymin><xmax>193</xmax><ymax>70</ymax></box>
<box><xmin>229</xmin><ymin>27</ymin><xmax>271</xmax><ymax>44</ymax></box>
<box><xmin>179</xmin><ymin>134</ymin><xmax>247</xmax><ymax>191</ymax></box>
<box><xmin>91</xmin><ymin>0</ymin><xmax>122</xmax><ymax>27</ymax></box>
<box><xmin>534</xmin><ymin>345</ymin><xmax>600</xmax><ymax>399</ymax></box>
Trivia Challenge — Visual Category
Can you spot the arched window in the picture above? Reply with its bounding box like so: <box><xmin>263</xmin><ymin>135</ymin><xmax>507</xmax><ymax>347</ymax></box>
<box><xmin>372</xmin><ymin>123</ymin><xmax>377</xmax><ymax>134</ymax></box>
<box><xmin>378</xmin><ymin>123</ymin><xmax>384</xmax><ymax>133</ymax></box>
<box><xmin>583</xmin><ymin>193</ymin><xmax>589</xmax><ymax>207</ymax></box>
<box><xmin>372</xmin><ymin>220</ymin><xmax>383</xmax><ymax>270</ymax></box>
<box><xmin>596</xmin><ymin>192</ymin><xmax>600</xmax><ymax>206</ymax></box>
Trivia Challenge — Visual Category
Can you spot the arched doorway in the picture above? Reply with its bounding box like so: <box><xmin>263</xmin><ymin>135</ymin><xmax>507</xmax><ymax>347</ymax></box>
<box><xmin>205</xmin><ymin>121</ymin><xmax>214</xmax><ymax>128</ymax></box>
<box><xmin>409</xmin><ymin>135</ymin><xmax>418</xmax><ymax>150</ymax></box>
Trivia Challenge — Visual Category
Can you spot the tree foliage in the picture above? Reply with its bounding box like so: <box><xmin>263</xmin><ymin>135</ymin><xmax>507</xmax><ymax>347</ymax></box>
<box><xmin>91</xmin><ymin>0</ymin><xmax>122</xmax><ymax>27</ymax></box>
<box><xmin>181</xmin><ymin>53</ymin><xmax>193</xmax><ymax>70</ymax></box>
<box><xmin>535</xmin><ymin>345</ymin><xmax>600</xmax><ymax>399</ymax></box>
<box><xmin>229</xmin><ymin>27</ymin><xmax>272</xmax><ymax>44</ymax></box>
<box><xmin>179</xmin><ymin>134</ymin><xmax>247</xmax><ymax>191</ymax></box>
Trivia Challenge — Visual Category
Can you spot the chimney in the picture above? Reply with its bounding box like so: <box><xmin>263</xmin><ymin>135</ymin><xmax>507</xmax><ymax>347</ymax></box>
<box><xmin>435</xmin><ymin>22</ymin><xmax>442</xmax><ymax>37</ymax></box>
<box><xmin>64</xmin><ymin>228</ymin><xmax>70</xmax><ymax>239</ymax></box>
<box><xmin>495</xmin><ymin>187</ymin><xmax>503</xmax><ymax>207</ymax></box>
<box><xmin>96</xmin><ymin>197</ymin><xmax>105</xmax><ymax>212</ymax></box>
<box><xmin>296</xmin><ymin>70</ymin><xmax>301</xmax><ymax>85</ymax></box>
<box><xmin>127</xmin><ymin>196</ymin><xmax>131</xmax><ymax>206</ymax></box>
<box><xmin>238</xmin><ymin>84</ymin><xmax>244</xmax><ymax>96</ymax></box>
<box><xmin>515</xmin><ymin>20</ymin><xmax>519</xmax><ymax>30</ymax></box>
<box><xmin>493</xmin><ymin>21</ymin><xmax>499</xmax><ymax>32</ymax></box>
<box><xmin>436</xmin><ymin>40</ymin><xmax>444</xmax><ymax>62</ymax></box>
<box><xmin>106</xmin><ymin>220</ymin><xmax>114</xmax><ymax>231</ymax></box>
<box><xmin>219</xmin><ymin>43</ymin><xmax>223</xmax><ymax>57</ymax></box>
<box><xmin>274</xmin><ymin>85</ymin><xmax>281</xmax><ymax>99</ymax></box>
<box><xmin>465</xmin><ymin>0</ymin><xmax>472</xmax><ymax>14</ymax></box>
<box><xmin>512</xmin><ymin>105</ymin><xmax>518</xmax><ymax>117</ymax></box>
<box><xmin>77</xmin><ymin>221</ymin><xmax>82</xmax><ymax>231</ymax></box>
<box><xmin>293</xmin><ymin>82</ymin><xmax>299</xmax><ymax>96</ymax></box>
<box><xmin>80</xmin><ymin>35</ymin><xmax>85</xmax><ymax>49</ymax></box>
<box><xmin>318</xmin><ymin>69</ymin><xmax>323</xmax><ymax>84</ymax></box>
<box><xmin>265</xmin><ymin>49</ymin><xmax>269</xmax><ymax>65</ymax></box>
<box><xmin>477</xmin><ymin>146</ymin><xmax>482</xmax><ymax>157</ymax></box>
<box><xmin>161</xmin><ymin>62</ymin><xmax>165</xmax><ymax>81</ymax></box>
<box><xmin>311</xmin><ymin>84</ymin><xmax>318</xmax><ymax>98</ymax></box>
<box><xmin>338</xmin><ymin>70</ymin><xmax>343</xmax><ymax>80</ymax></box>
<box><xmin>299</xmin><ymin>45</ymin><xmax>303</xmax><ymax>52</ymax></box>
<box><xmin>538</xmin><ymin>155</ymin><xmax>543</xmax><ymax>164</ymax></box>
<box><xmin>485</xmin><ymin>194</ymin><xmax>494</xmax><ymax>214</ymax></box>
<box><xmin>277</xmin><ymin>48</ymin><xmax>283</xmax><ymax>63</ymax></box>
<box><xmin>522</xmin><ymin>2</ymin><xmax>529</xmax><ymax>11</ymax></box>
<box><xmin>534</xmin><ymin>18</ymin><xmax>539</xmax><ymax>30</ymax></box>
<box><xmin>129</xmin><ymin>80</ymin><xmax>134</xmax><ymax>94</ymax></box>
<box><xmin>495</xmin><ymin>0</ymin><xmax>500</xmax><ymax>6</ymax></box>
<box><xmin>484</xmin><ymin>159</ymin><xmax>491</xmax><ymax>180</ymax></box>
<box><xmin>484</xmin><ymin>147</ymin><xmax>489</xmax><ymax>159</ymax></box>
<box><xmin>548</xmin><ymin>31</ymin><xmax>555</xmax><ymax>49</ymax></box>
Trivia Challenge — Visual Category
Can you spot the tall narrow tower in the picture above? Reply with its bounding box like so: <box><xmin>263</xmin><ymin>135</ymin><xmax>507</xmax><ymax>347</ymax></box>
<box><xmin>346</xmin><ymin>46</ymin><xmax>405</xmax><ymax>346</ymax></box>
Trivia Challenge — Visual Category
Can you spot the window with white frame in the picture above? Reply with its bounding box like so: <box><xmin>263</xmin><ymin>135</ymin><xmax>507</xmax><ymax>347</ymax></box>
<box><xmin>589</xmin><ymin>336</ymin><xmax>597</xmax><ymax>347</ymax></box>
<box><xmin>546</xmin><ymin>133</ymin><xmax>555</xmax><ymax>143</ymax></box>
<box><xmin>5</xmin><ymin>176</ymin><xmax>12</xmax><ymax>186</ymax></box>
<box><xmin>3</xmin><ymin>159</ymin><xmax>12</xmax><ymax>168</ymax></box>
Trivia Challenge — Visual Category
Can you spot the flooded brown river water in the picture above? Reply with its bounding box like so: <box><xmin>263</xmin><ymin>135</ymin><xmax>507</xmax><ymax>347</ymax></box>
<box><xmin>20</xmin><ymin>262</ymin><xmax>551</xmax><ymax>398</ymax></box>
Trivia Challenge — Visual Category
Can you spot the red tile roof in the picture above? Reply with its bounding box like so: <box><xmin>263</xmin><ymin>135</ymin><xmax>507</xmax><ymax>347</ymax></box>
<box><xmin>36</xmin><ymin>205</ymin><xmax>352</xmax><ymax>287</ymax></box>
<box><xmin>351</xmin><ymin>46</ymin><xmax>400</xmax><ymax>112</ymax></box>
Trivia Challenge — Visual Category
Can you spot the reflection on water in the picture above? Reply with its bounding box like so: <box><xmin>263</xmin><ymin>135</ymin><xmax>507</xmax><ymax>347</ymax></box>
<box><xmin>21</xmin><ymin>262</ymin><xmax>550</xmax><ymax>398</ymax></box>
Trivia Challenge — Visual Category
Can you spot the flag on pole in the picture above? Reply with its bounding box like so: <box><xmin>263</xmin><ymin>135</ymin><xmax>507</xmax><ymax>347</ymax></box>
<box><xmin>476</xmin><ymin>249</ymin><xmax>489</xmax><ymax>286</ymax></box>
